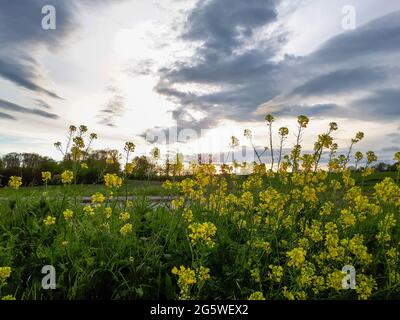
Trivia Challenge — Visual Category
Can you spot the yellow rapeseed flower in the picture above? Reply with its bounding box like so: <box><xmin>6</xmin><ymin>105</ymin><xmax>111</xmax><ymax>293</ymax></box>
<box><xmin>63</xmin><ymin>209</ymin><xmax>74</xmax><ymax>220</ymax></box>
<box><xmin>287</xmin><ymin>247</ymin><xmax>307</xmax><ymax>268</ymax></box>
<box><xmin>8</xmin><ymin>176</ymin><xmax>22</xmax><ymax>189</ymax></box>
<box><xmin>188</xmin><ymin>222</ymin><xmax>217</xmax><ymax>248</ymax></box>
<box><xmin>61</xmin><ymin>170</ymin><xmax>74</xmax><ymax>184</ymax></box>
<box><xmin>248</xmin><ymin>292</ymin><xmax>266</xmax><ymax>300</ymax></box>
<box><xmin>0</xmin><ymin>267</ymin><xmax>11</xmax><ymax>281</ymax></box>
<box><xmin>43</xmin><ymin>215</ymin><xmax>56</xmax><ymax>226</ymax></box>
<box><xmin>91</xmin><ymin>192</ymin><xmax>106</xmax><ymax>204</ymax></box>
<box><xmin>120</xmin><ymin>223</ymin><xmax>133</xmax><ymax>236</ymax></box>
<box><xmin>83</xmin><ymin>206</ymin><xmax>95</xmax><ymax>216</ymax></box>
<box><xmin>119</xmin><ymin>212</ymin><xmax>130</xmax><ymax>221</ymax></box>
<box><xmin>41</xmin><ymin>171</ymin><xmax>52</xmax><ymax>183</ymax></box>
<box><xmin>104</xmin><ymin>173</ymin><xmax>123</xmax><ymax>189</ymax></box>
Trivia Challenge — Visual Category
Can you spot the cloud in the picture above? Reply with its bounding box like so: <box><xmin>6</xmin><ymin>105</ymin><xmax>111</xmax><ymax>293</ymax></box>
<box><xmin>183</xmin><ymin>0</ymin><xmax>278</xmax><ymax>53</ymax></box>
<box><xmin>258</xmin><ymin>10</ymin><xmax>400</xmax><ymax>122</ymax></box>
<box><xmin>34</xmin><ymin>99</ymin><xmax>52</xmax><ymax>110</ymax></box>
<box><xmin>291</xmin><ymin>67</ymin><xmax>390</xmax><ymax>98</ymax></box>
<box><xmin>307</xmin><ymin>11</ymin><xmax>400</xmax><ymax>65</ymax></box>
<box><xmin>0</xmin><ymin>0</ymin><xmax>126</xmax><ymax>110</ymax></box>
<box><xmin>351</xmin><ymin>89</ymin><xmax>400</xmax><ymax>120</ymax></box>
<box><xmin>0</xmin><ymin>57</ymin><xmax>62</xmax><ymax>99</ymax></box>
<box><xmin>152</xmin><ymin>3</ymin><xmax>400</xmax><ymax>141</ymax></box>
<box><xmin>151</xmin><ymin>0</ymin><xmax>283</xmax><ymax>136</ymax></box>
<box><xmin>0</xmin><ymin>99</ymin><xmax>59</xmax><ymax>120</ymax></box>
<box><xmin>126</xmin><ymin>59</ymin><xmax>155</xmax><ymax>77</ymax></box>
<box><xmin>97</xmin><ymin>86</ymin><xmax>126</xmax><ymax>127</ymax></box>
<box><xmin>0</xmin><ymin>112</ymin><xmax>16</xmax><ymax>121</ymax></box>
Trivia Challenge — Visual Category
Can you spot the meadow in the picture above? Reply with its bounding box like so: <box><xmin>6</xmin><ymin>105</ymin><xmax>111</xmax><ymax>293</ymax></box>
<box><xmin>0</xmin><ymin>116</ymin><xmax>400</xmax><ymax>300</ymax></box>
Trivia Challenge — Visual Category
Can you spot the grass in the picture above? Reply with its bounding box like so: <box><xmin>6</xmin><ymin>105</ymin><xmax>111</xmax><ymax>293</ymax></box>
<box><xmin>1</xmin><ymin>170</ymin><xmax>399</xmax><ymax>300</ymax></box>
<box><xmin>0</xmin><ymin>180</ymin><xmax>166</xmax><ymax>199</ymax></box>
<box><xmin>1</xmin><ymin>172</ymin><xmax>397</xmax><ymax>199</ymax></box>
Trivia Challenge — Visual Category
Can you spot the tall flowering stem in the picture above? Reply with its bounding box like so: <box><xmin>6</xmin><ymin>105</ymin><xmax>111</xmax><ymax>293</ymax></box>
<box><xmin>265</xmin><ymin>114</ymin><xmax>275</xmax><ymax>170</ymax></box>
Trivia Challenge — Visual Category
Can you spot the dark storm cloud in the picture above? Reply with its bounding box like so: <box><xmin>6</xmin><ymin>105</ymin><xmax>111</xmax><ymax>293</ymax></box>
<box><xmin>0</xmin><ymin>98</ymin><xmax>59</xmax><ymax>119</ymax></box>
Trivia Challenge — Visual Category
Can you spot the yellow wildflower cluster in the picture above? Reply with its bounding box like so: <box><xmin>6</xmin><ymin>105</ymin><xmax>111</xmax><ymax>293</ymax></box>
<box><xmin>42</xmin><ymin>171</ymin><xmax>52</xmax><ymax>183</ymax></box>
<box><xmin>43</xmin><ymin>215</ymin><xmax>56</xmax><ymax>226</ymax></box>
<box><xmin>286</xmin><ymin>247</ymin><xmax>307</xmax><ymax>268</ymax></box>
<box><xmin>120</xmin><ymin>223</ymin><xmax>133</xmax><ymax>236</ymax></box>
<box><xmin>188</xmin><ymin>222</ymin><xmax>217</xmax><ymax>248</ymax></box>
<box><xmin>83</xmin><ymin>206</ymin><xmax>95</xmax><ymax>216</ymax></box>
<box><xmin>104</xmin><ymin>173</ymin><xmax>123</xmax><ymax>189</ymax></box>
<box><xmin>8</xmin><ymin>176</ymin><xmax>22</xmax><ymax>189</ymax></box>
<box><xmin>248</xmin><ymin>291</ymin><xmax>266</xmax><ymax>300</ymax></box>
<box><xmin>171</xmin><ymin>265</ymin><xmax>210</xmax><ymax>300</ymax></box>
<box><xmin>119</xmin><ymin>212</ymin><xmax>130</xmax><ymax>222</ymax></box>
<box><xmin>63</xmin><ymin>209</ymin><xmax>74</xmax><ymax>221</ymax></box>
<box><xmin>61</xmin><ymin>170</ymin><xmax>74</xmax><ymax>184</ymax></box>
<box><xmin>0</xmin><ymin>267</ymin><xmax>11</xmax><ymax>282</ymax></box>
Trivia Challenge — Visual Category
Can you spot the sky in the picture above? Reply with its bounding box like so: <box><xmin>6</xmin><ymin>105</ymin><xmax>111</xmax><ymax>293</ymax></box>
<box><xmin>0</xmin><ymin>0</ymin><xmax>399</xmax><ymax>164</ymax></box>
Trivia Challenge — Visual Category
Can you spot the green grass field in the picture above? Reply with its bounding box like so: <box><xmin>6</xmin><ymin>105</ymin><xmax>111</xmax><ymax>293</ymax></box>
<box><xmin>0</xmin><ymin>172</ymin><xmax>397</xmax><ymax>200</ymax></box>
<box><xmin>0</xmin><ymin>180</ymin><xmax>166</xmax><ymax>199</ymax></box>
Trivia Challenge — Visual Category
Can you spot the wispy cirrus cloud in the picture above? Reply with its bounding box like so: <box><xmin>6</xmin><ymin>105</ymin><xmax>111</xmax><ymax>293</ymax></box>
<box><xmin>0</xmin><ymin>98</ymin><xmax>59</xmax><ymax>120</ymax></box>
<box><xmin>97</xmin><ymin>86</ymin><xmax>126</xmax><ymax>128</ymax></box>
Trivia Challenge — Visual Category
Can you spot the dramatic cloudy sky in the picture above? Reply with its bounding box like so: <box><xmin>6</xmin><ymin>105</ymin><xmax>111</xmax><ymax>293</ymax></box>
<box><xmin>0</xmin><ymin>0</ymin><xmax>399</xmax><ymax>163</ymax></box>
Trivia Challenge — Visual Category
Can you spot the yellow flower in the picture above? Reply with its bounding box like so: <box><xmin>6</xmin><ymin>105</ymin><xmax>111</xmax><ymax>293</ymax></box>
<box><xmin>196</xmin><ymin>266</ymin><xmax>211</xmax><ymax>282</ymax></box>
<box><xmin>8</xmin><ymin>176</ymin><xmax>22</xmax><ymax>189</ymax></box>
<box><xmin>248</xmin><ymin>292</ymin><xmax>266</xmax><ymax>300</ymax></box>
<box><xmin>106</xmin><ymin>157</ymin><xmax>115</xmax><ymax>165</ymax></box>
<box><xmin>188</xmin><ymin>222</ymin><xmax>217</xmax><ymax>248</ymax></box>
<box><xmin>119</xmin><ymin>212</ymin><xmax>130</xmax><ymax>221</ymax></box>
<box><xmin>171</xmin><ymin>265</ymin><xmax>198</xmax><ymax>300</ymax></box>
<box><xmin>91</xmin><ymin>192</ymin><xmax>106</xmax><ymax>204</ymax></box>
<box><xmin>104</xmin><ymin>207</ymin><xmax>113</xmax><ymax>219</ymax></box>
<box><xmin>286</xmin><ymin>247</ymin><xmax>307</xmax><ymax>268</ymax></box>
<box><xmin>104</xmin><ymin>173</ymin><xmax>123</xmax><ymax>189</ymax></box>
<box><xmin>61</xmin><ymin>170</ymin><xmax>74</xmax><ymax>184</ymax></box>
<box><xmin>83</xmin><ymin>206</ymin><xmax>95</xmax><ymax>216</ymax></box>
<box><xmin>80</xmin><ymin>163</ymin><xmax>88</xmax><ymax>169</ymax></box>
<box><xmin>0</xmin><ymin>267</ymin><xmax>11</xmax><ymax>281</ymax></box>
<box><xmin>339</xmin><ymin>209</ymin><xmax>357</xmax><ymax>228</ymax></box>
<box><xmin>356</xmin><ymin>274</ymin><xmax>377</xmax><ymax>300</ymax></box>
<box><xmin>1</xmin><ymin>295</ymin><xmax>16</xmax><ymax>300</ymax></box>
<box><xmin>63</xmin><ymin>209</ymin><xmax>74</xmax><ymax>220</ymax></box>
<box><xmin>268</xmin><ymin>265</ymin><xmax>284</xmax><ymax>283</ymax></box>
<box><xmin>120</xmin><ymin>223</ymin><xmax>133</xmax><ymax>236</ymax></box>
<box><xmin>41</xmin><ymin>171</ymin><xmax>52</xmax><ymax>183</ymax></box>
<box><xmin>182</xmin><ymin>208</ymin><xmax>193</xmax><ymax>223</ymax></box>
<box><xmin>43</xmin><ymin>215</ymin><xmax>56</xmax><ymax>226</ymax></box>
<box><xmin>125</xmin><ymin>163</ymin><xmax>135</xmax><ymax>175</ymax></box>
